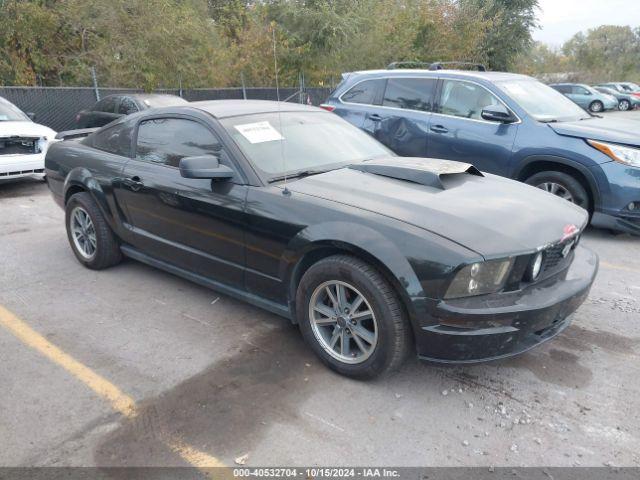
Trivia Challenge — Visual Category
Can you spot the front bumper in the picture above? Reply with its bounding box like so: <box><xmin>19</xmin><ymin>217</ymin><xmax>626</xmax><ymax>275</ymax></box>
<box><xmin>416</xmin><ymin>245</ymin><xmax>598</xmax><ymax>363</ymax></box>
<box><xmin>0</xmin><ymin>153</ymin><xmax>46</xmax><ymax>180</ymax></box>
<box><xmin>590</xmin><ymin>160</ymin><xmax>640</xmax><ymax>235</ymax></box>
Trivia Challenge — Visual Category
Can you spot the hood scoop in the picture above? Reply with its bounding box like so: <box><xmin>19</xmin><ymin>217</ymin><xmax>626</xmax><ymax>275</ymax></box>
<box><xmin>349</xmin><ymin>157</ymin><xmax>483</xmax><ymax>190</ymax></box>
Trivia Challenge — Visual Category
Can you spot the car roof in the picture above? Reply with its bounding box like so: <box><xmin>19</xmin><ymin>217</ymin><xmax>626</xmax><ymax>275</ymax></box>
<box><xmin>190</xmin><ymin>100</ymin><xmax>322</xmax><ymax>119</ymax></box>
<box><xmin>345</xmin><ymin>69</ymin><xmax>532</xmax><ymax>82</ymax></box>
<box><xmin>101</xmin><ymin>93</ymin><xmax>182</xmax><ymax>100</ymax></box>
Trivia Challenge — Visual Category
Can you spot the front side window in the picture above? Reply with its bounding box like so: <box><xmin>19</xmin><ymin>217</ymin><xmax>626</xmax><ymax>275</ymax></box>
<box><xmin>572</xmin><ymin>86</ymin><xmax>589</xmax><ymax>95</ymax></box>
<box><xmin>341</xmin><ymin>79</ymin><xmax>383</xmax><ymax>105</ymax></box>
<box><xmin>92</xmin><ymin>123</ymin><xmax>133</xmax><ymax>156</ymax></box>
<box><xmin>438</xmin><ymin>80</ymin><xmax>501</xmax><ymax>120</ymax></box>
<box><xmin>135</xmin><ymin>118</ymin><xmax>220</xmax><ymax>167</ymax></box>
<box><xmin>221</xmin><ymin>111</ymin><xmax>391</xmax><ymax>178</ymax></box>
<box><xmin>382</xmin><ymin>78</ymin><xmax>436</xmax><ymax>112</ymax></box>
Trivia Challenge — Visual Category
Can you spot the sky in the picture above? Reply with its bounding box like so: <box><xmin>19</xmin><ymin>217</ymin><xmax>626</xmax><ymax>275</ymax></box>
<box><xmin>533</xmin><ymin>0</ymin><xmax>640</xmax><ymax>46</ymax></box>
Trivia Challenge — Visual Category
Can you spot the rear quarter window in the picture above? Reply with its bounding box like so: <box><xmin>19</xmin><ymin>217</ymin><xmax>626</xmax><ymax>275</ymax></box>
<box><xmin>91</xmin><ymin>123</ymin><xmax>133</xmax><ymax>157</ymax></box>
<box><xmin>93</xmin><ymin>96</ymin><xmax>118</xmax><ymax>113</ymax></box>
<box><xmin>341</xmin><ymin>79</ymin><xmax>384</xmax><ymax>105</ymax></box>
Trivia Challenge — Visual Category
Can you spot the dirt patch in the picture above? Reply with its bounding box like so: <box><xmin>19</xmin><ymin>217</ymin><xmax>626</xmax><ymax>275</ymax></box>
<box><xmin>509</xmin><ymin>348</ymin><xmax>593</xmax><ymax>389</ymax></box>
<box><xmin>557</xmin><ymin>324</ymin><xmax>637</xmax><ymax>355</ymax></box>
<box><xmin>93</xmin><ymin>324</ymin><xmax>320</xmax><ymax>468</ymax></box>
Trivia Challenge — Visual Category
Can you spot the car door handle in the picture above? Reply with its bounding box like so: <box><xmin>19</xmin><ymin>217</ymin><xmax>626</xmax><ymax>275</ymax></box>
<box><xmin>123</xmin><ymin>176</ymin><xmax>144</xmax><ymax>192</ymax></box>
<box><xmin>430</xmin><ymin>124</ymin><xmax>449</xmax><ymax>134</ymax></box>
<box><xmin>369</xmin><ymin>113</ymin><xmax>383</xmax><ymax>121</ymax></box>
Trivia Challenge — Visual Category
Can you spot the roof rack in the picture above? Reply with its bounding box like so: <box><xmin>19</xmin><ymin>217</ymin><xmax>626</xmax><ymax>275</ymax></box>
<box><xmin>386</xmin><ymin>61</ymin><xmax>487</xmax><ymax>72</ymax></box>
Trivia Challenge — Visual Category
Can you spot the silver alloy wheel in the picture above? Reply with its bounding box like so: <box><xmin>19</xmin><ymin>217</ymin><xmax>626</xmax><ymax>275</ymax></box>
<box><xmin>70</xmin><ymin>206</ymin><xmax>97</xmax><ymax>260</ymax></box>
<box><xmin>619</xmin><ymin>100</ymin><xmax>630</xmax><ymax>111</ymax></box>
<box><xmin>309</xmin><ymin>280</ymin><xmax>378</xmax><ymax>364</ymax></box>
<box><xmin>590</xmin><ymin>101</ymin><xmax>603</xmax><ymax>113</ymax></box>
<box><xmin>537</xmin><ymin>182</ymin><xmax>574</xmax><ymax>203</ymax></box>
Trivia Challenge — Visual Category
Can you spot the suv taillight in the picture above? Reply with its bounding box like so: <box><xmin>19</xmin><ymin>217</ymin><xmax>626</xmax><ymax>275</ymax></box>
<box><xmin>319</xmin><ymin>104</ymin><xmax>336</xmax><ymax>112</ymax></box>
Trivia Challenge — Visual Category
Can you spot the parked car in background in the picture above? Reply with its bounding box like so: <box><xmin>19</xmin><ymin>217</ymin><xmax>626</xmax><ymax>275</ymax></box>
<box><xmin>593</xmin><ymin>86</ymin><xmax>639</xmax><ymax>111</ymax></box>
<box><xmin>1</xmin><ymin>96</ymin><xmax>56</xmax><ymax>181</ymax></box>
<box><xmin>550</xmin><ymin>83</ymin><xmax>618</xmax><ymax>113</ymax></box>
<box><xmin>322</xmin><ymin>65</ymin><xmax>640</xmax><ymax>235</ymax></box>
<box><xmin>596</xmin><ymin>82</ymin><xmax>640</xmax><ymax>99</ymax></box>
<box><xmin>75</xmin><ymin>93</ymin><xmax>188</xmax><ymax>128</ymax></box>
<box><xmin>45</xmin><ymin>100</ymin><xmax>598</xmax><ymax>378</ymax></box>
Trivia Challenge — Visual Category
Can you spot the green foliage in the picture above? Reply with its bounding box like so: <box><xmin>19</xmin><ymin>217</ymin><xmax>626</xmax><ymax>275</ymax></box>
<box><xmin>0</xmin><ymin>0</ymin><xmax>541</xmax><ymax>88</ymax></box>
<box><xmin>517</xmin><ymin>25</ymin><xmax>640</xmax><ymax>83</ymax></box>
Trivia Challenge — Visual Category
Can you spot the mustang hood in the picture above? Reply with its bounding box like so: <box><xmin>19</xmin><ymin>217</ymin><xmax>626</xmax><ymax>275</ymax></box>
<box><xmin>288</xmin><ymin>157</ymin><xmax>588</xmax><ymax>258</ymax></box>
<box><xmin>0</xmin><ymin>121</ymin><xmax>56</xmax><ymax>140</ymax></box>
<box><xmin>548</xmin><ymin>117</ymin><xmax>640</xmax><ymax>147</ymax></box>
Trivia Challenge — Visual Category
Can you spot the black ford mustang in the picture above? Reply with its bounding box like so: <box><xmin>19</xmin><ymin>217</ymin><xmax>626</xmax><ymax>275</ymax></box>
<box><xmin>45</xmin><ymin>100</ymin><xmax>598</xmax><ymax>378</ymax></box>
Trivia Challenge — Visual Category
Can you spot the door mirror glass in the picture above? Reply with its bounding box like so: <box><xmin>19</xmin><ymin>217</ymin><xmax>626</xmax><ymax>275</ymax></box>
<box><xmin>179</xmin><ymin>154</ymin><xmax>234</xmax><ymax>180</ymax></box>
<box><xmin>481</xmin><ymin>104</ymin><xmax>516</xmax><ymax>123</ymax></box>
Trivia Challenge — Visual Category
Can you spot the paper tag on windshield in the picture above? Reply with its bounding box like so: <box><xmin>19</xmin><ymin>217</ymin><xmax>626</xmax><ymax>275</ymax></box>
<box><xmin>234</xmin><ymin>121</ymin><xmax>283</xmax><ymax>144</ymax></box>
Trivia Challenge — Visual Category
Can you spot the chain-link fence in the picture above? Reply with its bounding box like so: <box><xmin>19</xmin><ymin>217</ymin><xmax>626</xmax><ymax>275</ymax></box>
<box><xmin>0</xmin><ymin>86</ymin><xmax>333</xmax><ymax>132</ymax></box>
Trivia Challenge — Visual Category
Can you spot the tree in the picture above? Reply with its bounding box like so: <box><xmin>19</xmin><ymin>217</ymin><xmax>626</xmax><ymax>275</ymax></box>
<box><xmin>460</xmin><ymin>0</ymin><xmax>539</xmax><ymax>71</ymax></box>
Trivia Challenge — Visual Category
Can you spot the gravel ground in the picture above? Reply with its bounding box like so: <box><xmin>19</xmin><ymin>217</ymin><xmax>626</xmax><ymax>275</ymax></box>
<box><xmin>0</xmin><ymin>176</ymin><xmax>638</xmax><ymax>469</ymax></box>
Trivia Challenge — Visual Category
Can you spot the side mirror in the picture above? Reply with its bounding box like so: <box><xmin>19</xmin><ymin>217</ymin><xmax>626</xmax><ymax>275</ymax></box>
<box><xmin>179</xmin><ymin>154</ymin><xmax>234</xmax><ymax>180</ymax></box>
<box><xmin>481</xmin><ymin>104</ymin><xmax>517</xmax><ymax>123</ymax></box>
<box><xmin>26</xmin><ymin>112</ymin><xmax>36</xmax><ymax>121</ymax></box>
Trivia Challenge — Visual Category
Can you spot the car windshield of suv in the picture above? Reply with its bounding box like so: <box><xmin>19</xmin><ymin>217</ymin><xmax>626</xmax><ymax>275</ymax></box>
<box><xmin>221</xmin><ymin>111</ymin><xmax>392</xmax><ymax>179</ymax></box>
<box><xmin>498</xmin><ymin>79</ymin><xmax>590</xmax><ymax>122</ymax></box>
<box><xmin>0</xmin><ymin>98</ymin><xmax>30</xmax><ymax>122</ymax></box>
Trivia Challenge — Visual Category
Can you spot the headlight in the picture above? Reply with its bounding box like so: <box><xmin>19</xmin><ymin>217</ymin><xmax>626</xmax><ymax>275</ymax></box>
<box><xmin>525</xmin><ymin>251</ymin><xmax>543</xmax><ymax>282</ymax></box>
<box><xmin>588</xmin><ymin>139</ymin><xmax>640</xmax><ymax>167</ymax></box>
<box><xmin>36</xmin><ymin>137</ymin><xmax>47</xmax><ymax>154</ymax></box>
<box><xmin>445</xmin><ymin>258</ymin><xmax>513</xmax><ymax>299</ymax></box>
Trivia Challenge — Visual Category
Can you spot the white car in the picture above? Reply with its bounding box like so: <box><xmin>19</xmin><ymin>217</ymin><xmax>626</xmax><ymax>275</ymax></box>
<box><xmin>1</xmin><ymin>96</ymin><xmax>56</xmax><ymax>181</ymax></box>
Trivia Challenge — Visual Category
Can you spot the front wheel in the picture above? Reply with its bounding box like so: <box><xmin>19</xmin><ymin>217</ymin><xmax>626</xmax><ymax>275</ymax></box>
<box><xmin>296</xmin><ymin>255</ymin><xmax>412</xmax><ymax>379</ymax></box>
<box><xmin>525</xmin><ymin>171</ymin><xmax>590</xmax><ymax>212</ymax></box>
<box><xmin>65</xmin><ymin>192</ymin><xmax>122</xmax><ymax>270</ymax></box>
<box><xmin>619</xmin><ymin>99</ymin><xmax>631</xmax><ymax>111</ymax></box>
<box><xmin>589</xmin><ymin>101</ymin><xmax>604</xmax><ymax>113</ymax></box>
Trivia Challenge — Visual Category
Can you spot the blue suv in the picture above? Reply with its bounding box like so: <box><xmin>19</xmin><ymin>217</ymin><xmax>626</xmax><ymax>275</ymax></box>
<box><xmin>322</xmin><ymin>65</ymin><xmax>640</xmax><ymax>234</ymax></box>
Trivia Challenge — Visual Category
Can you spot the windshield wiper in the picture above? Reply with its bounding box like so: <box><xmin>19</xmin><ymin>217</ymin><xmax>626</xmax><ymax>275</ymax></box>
<box><xmin>268</xmin><ymin>169</ymin><xmax>330</xmax><ymax>184</ymax></box>
<box><xmin>539</xmin><ymin>119</ymin><xmax>559</xmax><ymax>123</ymax></box>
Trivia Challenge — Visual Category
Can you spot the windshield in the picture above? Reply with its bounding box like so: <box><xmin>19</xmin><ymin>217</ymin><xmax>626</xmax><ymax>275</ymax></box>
<box><xmin>498</xmin><ymin>79</ymin><xmax>590</xmax><ymax>122</ymax></box>
<box><xmin>221</xmin><ymin>111</ymin><xmax>392</xmax><ymax>179</ymax></box>
<box><xmin>622</xmin><ymin>83</ymin><xmax>640</xmax><ymax>92</ymax></box>
<box><xmin>0</xmin><ymin>98</ymin><xmax>30</xmax><ymax>122</ymax></box>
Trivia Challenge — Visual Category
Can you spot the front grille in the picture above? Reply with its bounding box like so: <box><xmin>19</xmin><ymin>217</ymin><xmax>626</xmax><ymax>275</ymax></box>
<box><xmin>542</xmin><ymin>237</ymin><xmax>578</xmax><ymax>274</ymax></box>
<box><xmin>0</xmin><ymin>137</ymin><xmax>39</xmax><ymax>156</ymax></box>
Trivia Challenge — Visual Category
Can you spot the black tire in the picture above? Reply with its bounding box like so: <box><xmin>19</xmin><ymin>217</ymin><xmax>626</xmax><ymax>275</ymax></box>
<box><xmin>65</xmin><ymin>192</ymin><xmax>122</xmax><ymax>270</ymax></box>
<box><xmin>296</xmin><ymin>255</ymin><xmax>412</xmax><ymax>379</ymax></box>
<box><xmin>619</xmin><ymin>99</ymin><xmax>631</xmax><ymax>111</ymax></box>
<box><xmin>525</xmin><ymin>171</ymin><xmax>590</xmax><ymax>212</ymax></box>
<box><xmin>589</xmin><ymin>100</ymin><xmax>604</xmax><ymax>113</ymax></box>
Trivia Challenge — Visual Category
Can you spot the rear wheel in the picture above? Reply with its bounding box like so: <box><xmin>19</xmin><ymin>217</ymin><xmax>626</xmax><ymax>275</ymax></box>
<box><xmin>525</xmin><ymin>171</ymin><xmax>590</xmax><ymax>212</ymax></box>
<box><xmin>619</xmin><ymin>99</ymin><xmax>631</xmax><ymax>111</ymax></box>
<box><xmin>65</xmin><ymin>192</ymin><xmax>122</xmax><ymax>270</ymax></box>
<box><xmin>589</xmin><ymin>100</ymin><xmax>604</xmax><ymax>113</ymax></box>
<box><xmin>296</xmin><ymin>255</ymin><xmax>411</xmax><ymax>379</ymax></box>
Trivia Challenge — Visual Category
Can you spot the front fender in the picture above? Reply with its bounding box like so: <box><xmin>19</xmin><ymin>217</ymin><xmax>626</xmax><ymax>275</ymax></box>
<box><xmin>513</xmin><ymin>154</ymin><xmax>602</xmax><ymax>206</ymax></box>
<box><xmin>282</xmin><ymin>221</ymin><xmax>428</xmax><ymax>323</ymax></box>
